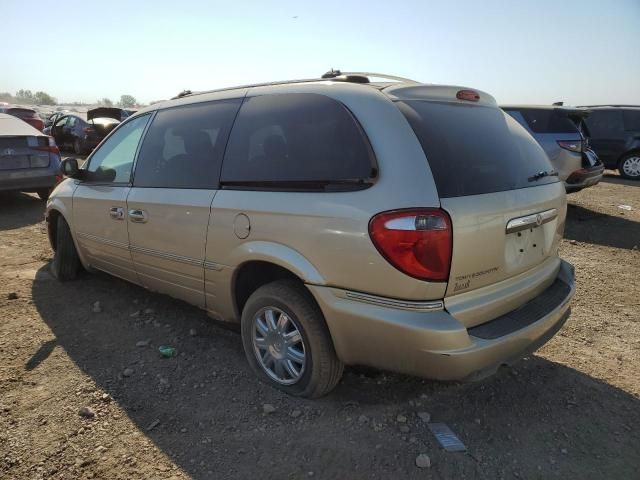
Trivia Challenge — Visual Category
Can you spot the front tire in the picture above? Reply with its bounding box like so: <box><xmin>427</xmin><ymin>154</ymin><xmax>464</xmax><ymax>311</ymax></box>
<box><xmin>51</xmin><ymin>216</ymin><xmax>80</xmax><ymax>281</ymax></box>
<box><xmin>619</xmin><ymin>154</ymin><xmax>640</xmax><ymax>180</ymax></box>
<box><xmin>241</xmin><ymin>280</ymin><xmax>343</xmax><ymax>398</ymax></box>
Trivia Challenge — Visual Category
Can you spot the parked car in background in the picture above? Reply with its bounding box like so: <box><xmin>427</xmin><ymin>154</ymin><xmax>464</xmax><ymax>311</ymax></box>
<box><xmin>44</xmin><ymin>111</ymin><xmax>119</xmax><ymax>155</ymax></box>
<box><xmin>45</xmin><ymin>111</ymin><xmax>72</xmax><ymax>128</ymax></box>
<box><xmin>0</xmin><ymin>106</ymin><xmax>45</xmax><ymax>131</ymax></box>
<box><xmin>47</xmin><ymin>72</ymin><xmax>575</xmax><ymax>397</ymax></box>
<box><xmin>0</xmin><ymin>113</ymin><xmax>61</xmax><ymax>200</ymax></box>
<box><xmin>579</xmin><ymin>106</ymin><xmax>640</xmax><ymax>180</ymax></box>
<box><xmin>502</xmin><ymin>105</ymin><xmax>604</xmax><ymax>192</ymax></box>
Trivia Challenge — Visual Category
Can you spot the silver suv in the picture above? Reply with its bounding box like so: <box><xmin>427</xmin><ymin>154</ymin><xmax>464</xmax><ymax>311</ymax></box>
<box><xmin>46</xmin><ymin>72</ymin><xmax>575</xmax><ymax>398</ymax></box>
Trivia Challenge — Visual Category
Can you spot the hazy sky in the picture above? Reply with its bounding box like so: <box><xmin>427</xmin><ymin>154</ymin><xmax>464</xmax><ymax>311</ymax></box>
<box><xmin>2</xmin><ymin>0</ymin><xmax>639</xmax><ymax>105</ymax></box>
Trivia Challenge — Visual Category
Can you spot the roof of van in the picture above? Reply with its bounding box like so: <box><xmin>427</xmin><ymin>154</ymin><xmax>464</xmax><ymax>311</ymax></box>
<box><xmin>134</xmin><ymin>72</ymin><xmax>498</xmax><ymax>116</ymax></box>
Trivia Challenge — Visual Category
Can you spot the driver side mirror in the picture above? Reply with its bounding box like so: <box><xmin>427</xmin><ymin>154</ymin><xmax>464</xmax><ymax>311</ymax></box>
<box><xmin>60</xmin><ymin>157</ymin><xmax>83</xmax><ymax>179</ymax></box>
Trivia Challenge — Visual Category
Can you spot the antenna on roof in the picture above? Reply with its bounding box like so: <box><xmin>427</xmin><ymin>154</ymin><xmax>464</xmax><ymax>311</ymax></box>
<box><xmin>175</xmin><ymin>89</ymin><xmax>192</xmax><ymax>99</ymax></box>
<box><xmin>321</xmin><ymin>69</ymin><xmax>341</xmax><ymax>79</ymax></box>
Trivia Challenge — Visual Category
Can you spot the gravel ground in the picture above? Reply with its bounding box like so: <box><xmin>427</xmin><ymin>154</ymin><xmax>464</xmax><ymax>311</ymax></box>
<box><xmin>1</xmin><ymin>172</ymin><xmax>639</xmax><ymax>480</ymax></box>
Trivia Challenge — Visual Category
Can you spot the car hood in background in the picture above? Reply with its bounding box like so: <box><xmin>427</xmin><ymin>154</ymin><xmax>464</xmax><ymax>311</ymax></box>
<box><xmin>87</xmin><ymin>107</ymin><xmax>135</xmax><ymax>121</ymax></box>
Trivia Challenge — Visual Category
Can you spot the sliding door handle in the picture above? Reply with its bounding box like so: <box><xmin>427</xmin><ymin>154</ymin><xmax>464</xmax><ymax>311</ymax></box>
<box><xmin>128</xmin><ymin>209</ymin><xmax>148</xmax><ymax>223</ymax></box>
<box><xmin>109</xmin><ymin>207</ymin><xmax>124</xmax><ymax>220</ymax></box>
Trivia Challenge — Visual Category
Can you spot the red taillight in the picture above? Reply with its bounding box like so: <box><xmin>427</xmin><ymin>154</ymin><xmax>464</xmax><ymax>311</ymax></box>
<box><xmin>456</xmin><ymin>90</ymin><xmax>480</xmax><ymax>102</ymax></box>
<box><xmin>35</xmin><ymin>136</ymin><xmax>60</xmax><ymax>155</ymax></box>
<box><xmin>369</xmin><ymin>208</ymin><xmax>452</xmax><ymax>282</ymax></box>
<box><xmin>557</xmin><ymin>140</ymin><xmax>583</xmax><ymax>153</ymax></box>
<box><xmin>83</xmin><ymin>127</ymin><xmax>95</xmax><ymax>134</ymax></box>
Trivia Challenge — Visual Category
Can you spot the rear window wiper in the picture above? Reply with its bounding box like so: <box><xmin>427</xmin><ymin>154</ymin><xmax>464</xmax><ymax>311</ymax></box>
<box><xmin>528</xmin><ymin>170</ymin><xmax>559</xmax><ymax>182</ymax></box>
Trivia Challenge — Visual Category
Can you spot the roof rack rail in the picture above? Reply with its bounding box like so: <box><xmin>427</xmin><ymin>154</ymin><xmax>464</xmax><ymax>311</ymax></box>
<box><xmin>337</xmin><ymin>72</ymin><xmax>420</xmax><ymax>84</ymax></box>
<box><xmin>169</xmin><ymin>70</ymin><xmax>420</xmax><ymax>101</ymax></box>
<box><xmin>577</xmin><ymin>104</ymin><xmax>640</xmax><ymax>108</ymax></box>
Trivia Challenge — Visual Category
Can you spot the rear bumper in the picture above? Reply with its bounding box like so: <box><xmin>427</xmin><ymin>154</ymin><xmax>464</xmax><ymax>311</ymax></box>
<box><xmin>309</xmin><ymin>259</ymin><xmax>575</xmax><ymax>381</ymax></box>
<box><xmin>565</xmin><ymin>165</ymin><xmax>605</xmax><ymax>193</ymax></box>
<box><xmin>0</xmin><ymin>173</ymin><xmax>58</xmax><ymax>192</ymax></box>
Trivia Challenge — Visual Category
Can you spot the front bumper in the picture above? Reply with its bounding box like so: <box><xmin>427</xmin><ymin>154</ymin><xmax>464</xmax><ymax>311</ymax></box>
<box><xmin>309</xmin><ymin>260</ymin><xmax>575</xmax><ymax>381</ymax></box>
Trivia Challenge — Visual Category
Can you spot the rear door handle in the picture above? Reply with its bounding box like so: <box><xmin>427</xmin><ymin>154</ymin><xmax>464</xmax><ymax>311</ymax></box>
<box><xmin>128</xmin><ymin>209</ymin><xmax>148</xmax><ymax>223</ymax></box>
<box><xmin>109</xmin><ymin>207</ymin><xmax>124</xmax><ymax>220</ymax></box>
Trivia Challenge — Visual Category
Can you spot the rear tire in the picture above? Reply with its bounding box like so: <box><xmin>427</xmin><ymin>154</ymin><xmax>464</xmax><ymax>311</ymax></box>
<box><xmin>51</xmin><ymin>216</ymin><xmax>80</xmax><ymax>281</ymax></box>
<box><xmin>37</xmin><ymin>189</ymin><xmax>51</xmax><ymax>201</ymax></box>
<box><xmin>240</xmin><ymin>280</ymin><xmax>343</xmax><ymax>398</ymax></box>
<box><xmin>619</xmin><ymin>154</ymin><xmax>640</xmax><ymax>180</ymax></box>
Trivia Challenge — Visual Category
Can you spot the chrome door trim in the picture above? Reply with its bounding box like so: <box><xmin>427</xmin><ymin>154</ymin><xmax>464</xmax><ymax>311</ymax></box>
<box><xmin>204</xmin><ymin>261</ymin><xmax>224</xmax><ymax>271</ymax></box>
<box><xmin>506</xmin><ymin>208</ymin><xmax>557</xmax><ymax>234</ymax></box>
<box><xmin>76</xmin><ymin>233</ymin><xmax>210</xmax><ymax>268</ymax></box>
<box><xmin>129</xmin><ymin>244</ymin><xmax>203</xmax><ymax>267</ymax></box>
<box><xmin>76</xmin><ymin>232</ymin><xmax>129</xmax><ymax>250</ymax></box>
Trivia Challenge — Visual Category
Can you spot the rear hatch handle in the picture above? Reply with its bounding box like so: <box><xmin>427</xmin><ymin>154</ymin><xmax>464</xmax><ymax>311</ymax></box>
<box><xmin>506</xmin><ymin>209</ymin><xmax>557</xmax><ymax>234</ymax></box>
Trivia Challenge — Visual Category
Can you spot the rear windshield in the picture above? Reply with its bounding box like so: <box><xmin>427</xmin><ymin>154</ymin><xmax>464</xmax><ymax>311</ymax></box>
<box><xmin>398</xmin><ymin>101</ymin><xmax>558</xmax><ymax>198</ymax></box>
<box><xmin>510</xmin><ymin>108</ymin><xmax>578</xmax><ymax>134</ymax></box>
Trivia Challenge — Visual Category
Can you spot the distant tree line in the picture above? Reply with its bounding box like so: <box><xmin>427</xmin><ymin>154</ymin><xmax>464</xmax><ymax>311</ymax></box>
<box><xmin>0</xmin><ymin>90</ymin><xmax>140</xmax><ymax>108</ymax></box>
<box><xmin>0</xmin><ymin>89</ymin><xmax>57</xmax><ymax>105</ymax></box>
<box><xmin>97</xmin><ymin>95</ymin><xmax>138</xmax><ymax>108</ymax></box>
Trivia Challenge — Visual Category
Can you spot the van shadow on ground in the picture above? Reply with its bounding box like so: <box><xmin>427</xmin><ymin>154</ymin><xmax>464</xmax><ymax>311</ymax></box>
<box><xmin>0</xmin><ymin>192</ymin><xmax>45</xmax><ymax>230</ymax></box>
<box><xmin>565</xmin><ymin>203</ymin><xmax>640</xmax><ymax>250</ymax></box>
<box><xmin>31</xmin><ymin>266</ymin><xmax>640</xmax><ymax>479</ymax></box>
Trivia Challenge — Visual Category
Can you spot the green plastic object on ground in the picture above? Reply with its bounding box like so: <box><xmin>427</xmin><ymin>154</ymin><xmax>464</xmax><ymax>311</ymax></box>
<box><xmin>158</xmin><ymin>345</ymin><xmax>176</xmax><ymax>358</ymax></box>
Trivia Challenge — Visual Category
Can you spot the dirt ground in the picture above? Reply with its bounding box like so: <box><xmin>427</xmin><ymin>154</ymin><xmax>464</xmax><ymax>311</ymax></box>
<box><xmin>1</xmin><ymin>172</ymin><xmax>639</xmax><ymax>480</ymax></box>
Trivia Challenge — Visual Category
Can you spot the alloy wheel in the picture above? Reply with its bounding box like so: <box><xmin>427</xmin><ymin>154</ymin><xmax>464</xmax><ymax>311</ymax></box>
<box><xmin>251</xmin><ymin>307</ymin><xmax>306</xmax><ymax>385</ymax></box>
<box><xmin>622</xmin><ymin>156</ymin><xmax>640</xmax><ymax>178</ymax></box>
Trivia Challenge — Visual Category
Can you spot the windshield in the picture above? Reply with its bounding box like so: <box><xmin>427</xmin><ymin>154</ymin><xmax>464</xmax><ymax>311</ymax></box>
<box><xmin>398</xmin><ymin>101</ymin><xmax>559</xmax><ymax>198</ymax></box>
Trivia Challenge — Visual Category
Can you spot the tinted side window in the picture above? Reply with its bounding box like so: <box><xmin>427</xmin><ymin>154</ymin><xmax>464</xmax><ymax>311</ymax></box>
<box><xmin>622</xmin><ymin>110</ymin><xmax>640</xmax><ymax>131</ymax></box>
<box><xmin>513</xmin><ymin>109</ymin><xmax>577</xmax><ymax>134</ymax></box>
<box><xmin>585</xmin><ymin>110</ymin><xmax>624</xmax><ymax>138</ymax></box>
<box><xmin>86</xmin><ymin>114</ymin><xmax>150</xmax><ymax>183</ymax></box>
<box><xmin>221</xmin><ymin>93</ymin><xmax>376</xmax><ymax>189</ymax></box>
<box><xmin>133</xmin><ymin>99</ymin><xmax>241</xmax><ymax>189</ymax></box>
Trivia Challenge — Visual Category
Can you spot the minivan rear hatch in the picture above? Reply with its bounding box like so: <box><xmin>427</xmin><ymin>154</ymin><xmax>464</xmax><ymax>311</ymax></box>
<box><xmin>388</xmin><ymin>85</ymin><xmax>566</xmax><ymax>326</ymax></box>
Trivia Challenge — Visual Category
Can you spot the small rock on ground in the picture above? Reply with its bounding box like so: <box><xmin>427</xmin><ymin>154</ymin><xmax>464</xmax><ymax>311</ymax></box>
<box><xmin>396</xmin><ymin>414</ymin><xmax>407</xmax><ymax>423</ymax></box>
<box><xmin>92</xmin><ymin>301</ymin><xmax>102</xmax><ymax>313</ymax></box>
<box><xmin>123</xmin><ymin>368</ymin><xmax>134</xmax><ymax>377</ymax></box>
<box><xmin>189</xmin><ymin>328</ymin><xmax>197</xmax><ymax>336</ymax></box>
<box><xmin>78</xmin><ymin>406</ymin><xmax>95</xmax><ymax>418</ymax></box>
<box><xmin>416</xmin><ymin>453</ymin><xmax>431</xmax><ymax>469</ymax></box>
<box><xmin>417</xmin><ymin>411</ymin><xmax>431</xmax><ymax>423</ymax></box>
<box><xmin>263</xmin><ymin>404</ymin><xmax>277</xmax><ymax>414</ymax></box>
<box><xmin>7</xmin><ymin>292</ymin><xmax>18</xmax><ymax>300</ymax></box>
<box><xmin>290</xmin><ymin>409</ymin><xmax>302</xmax><ymax>418</ymax></box>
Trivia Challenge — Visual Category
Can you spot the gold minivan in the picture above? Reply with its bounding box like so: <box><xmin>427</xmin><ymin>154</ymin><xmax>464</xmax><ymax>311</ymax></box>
<box><xmin>46</xmin><ymin>72</ymin><xmax>575</xmax><ymax>397</ymax></box>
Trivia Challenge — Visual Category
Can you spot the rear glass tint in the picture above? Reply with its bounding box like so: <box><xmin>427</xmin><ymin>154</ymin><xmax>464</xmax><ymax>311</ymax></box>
<box><xmin>507</xmin><ymin>108</ymin><xmax>578</xmax><ymax>134</ymax></box>
<box><xmin>623</xmin><ymin>110</ymin><xmax>640</xmax><ymax>131</ymax></box>
<box><xmin>221</xmin><ymin>93</ymin><xmax>376</xmax><ymax>188</ymax></box>
<box><xmin>398</xmin><ymin>101</ymin><xmax>558</xmax><ymax>198</ymax></box>
<box><xmin>584</xmin><ymin>110</ymin><xmax>624</xmax><ymax>138</ymax></box>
